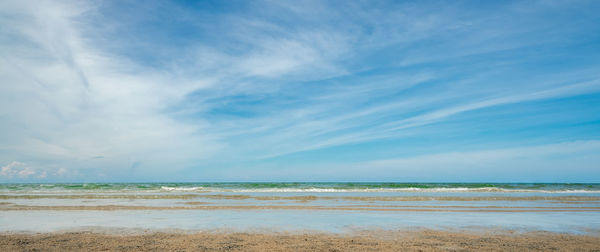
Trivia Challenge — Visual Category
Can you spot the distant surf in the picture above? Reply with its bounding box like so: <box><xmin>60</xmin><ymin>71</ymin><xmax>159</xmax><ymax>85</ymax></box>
<box><xmin>1</xmin><ymin>183</ymin><xmax>599</xmax><ymax>193</ymax></box>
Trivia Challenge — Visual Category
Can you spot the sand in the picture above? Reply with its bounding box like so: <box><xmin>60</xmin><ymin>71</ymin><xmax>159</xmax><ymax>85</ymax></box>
<box><xmin>2</xmin><ymin>194</ymin><xmax>599</xmax><ymax>201</ymax></box>
<box><xmin>1</xmin><ymin>230</ymin><xmax>599</xmax><ymax>251</ymax></box>
<box><xmin>2</xmin><ymin>203</ymin><xmax>600</xmax><ymax>212</ymax></box>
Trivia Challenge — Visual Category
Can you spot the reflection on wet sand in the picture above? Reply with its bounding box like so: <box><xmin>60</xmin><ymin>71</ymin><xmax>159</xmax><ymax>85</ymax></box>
<box><xmin>2</xmin><ymin>203</ymin><xmax>600</xmax><ymax>212</ymax></box>
<box><xmin>2</xmin><ymin>194</ymin><xmax>600</xmax><ymax>201</ymax></box>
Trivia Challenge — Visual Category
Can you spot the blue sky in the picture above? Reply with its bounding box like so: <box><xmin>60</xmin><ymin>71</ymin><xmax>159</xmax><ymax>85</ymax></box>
<box><xmin>1</xmin><ymin>0</ymin><xmax>599</xmax><ymax>182</ymax></box>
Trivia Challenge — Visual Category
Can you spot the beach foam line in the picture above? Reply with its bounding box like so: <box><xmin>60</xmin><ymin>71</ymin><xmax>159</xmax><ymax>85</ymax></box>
<box><xmin>160</xmin><ymin>186</ymin><xmax>204</xmax><ymax>192</ymax></box>
<box><xmin>3</xmin><ymin>187</ymin><xmax>600</xmax><ymax>194</ymax></box>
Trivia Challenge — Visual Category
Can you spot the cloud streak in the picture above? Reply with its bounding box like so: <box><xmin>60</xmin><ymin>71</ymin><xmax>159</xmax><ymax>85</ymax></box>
<box><xmin>1</xmin><ymin>0</ymin><xmax>599</xmax><ymax>181</ymax></box>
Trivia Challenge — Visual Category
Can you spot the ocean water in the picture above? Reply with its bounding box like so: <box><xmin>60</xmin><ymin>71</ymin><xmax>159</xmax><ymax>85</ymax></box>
<box><xmin>2</xmin><ymin>182</ymin><xmax>599</xmax><ymax>193</ymax></box>
<box><xmin>1</xmin><ymin>183</ymin><xmax>599</xmax><ymax>234</ymax></box>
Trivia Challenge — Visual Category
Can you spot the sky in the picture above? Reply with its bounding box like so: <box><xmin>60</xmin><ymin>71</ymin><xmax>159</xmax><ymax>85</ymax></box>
<box><xmin>0</xmin><ymin>0</ymin><xmax>599</xmax><ymax>183</ymax></box>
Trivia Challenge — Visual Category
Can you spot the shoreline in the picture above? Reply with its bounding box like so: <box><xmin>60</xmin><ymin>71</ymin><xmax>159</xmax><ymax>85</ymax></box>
<box><xmin>2</xmin><ymin>229</ymin><xmax>599</xmax><ymax>251</ymax></box>
<box><xmin>2</xmin><ymin>204</ymin><xmax>600</xmax><ymax>212</ymax></box>
<box><xmin>3</xmin><ymin>184</ymin><xmax>599</xmax><ymax>240</ymax></box>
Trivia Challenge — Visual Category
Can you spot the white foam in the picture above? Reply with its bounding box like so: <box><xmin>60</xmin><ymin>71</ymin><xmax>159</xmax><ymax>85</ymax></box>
<box><xmin>3</xmin><ymin>186</ymin><xmax>598</xmax><ymax>194</ymax></box>
<box><xmin>190</xmin><ymin>187</ymin><xmax>600</xmax><ymax>193</ymax></box>
<box><xmin>160</xmin><ymin>186</ymin><xmax>204</xmax><ymax>192</ymax></box>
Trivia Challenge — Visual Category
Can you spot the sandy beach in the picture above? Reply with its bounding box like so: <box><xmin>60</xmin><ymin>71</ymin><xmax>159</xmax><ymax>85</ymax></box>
<box><xmin>2</xmin><ymin>230</ymin><xmax>599</xmax><ymax>251</ymax></box>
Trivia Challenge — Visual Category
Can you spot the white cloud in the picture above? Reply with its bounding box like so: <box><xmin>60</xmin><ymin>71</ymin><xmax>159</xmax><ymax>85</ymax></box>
<box><xmin>0</xmin><ymin>161</ymin><xmax>47</xmax><ymax>179</ymax></box>
<box><xmin>17</xmin><ymin>167</ymin><xmax>36</xmax><ymax>177</ymax></box>
<box><xmin>0</xmin><ymin>0</ymin><xmax>221</xmax><ymax>175</ymax></box>
<box><xmin>1</xmin><ymin>0</ymin><xmax>598</xmax><ymax>181</ymax></box>
<box><xmin>56</xmin><ymin>167</ymin><xmax>67</xmax><ymax>176</ymax></box>
<box><xmin>383</xmin><ymin>79</ymin><xmax>600</xmax><ymax>131</ymax></box>
<box><xmin>0</xmin><ymin>161</ymin><xmax>74</xmax><ymax>180</ymax></box>
<box><xmin>0</xmin><ymin>161</ymin><xmax>26</xmax><ymax>177</ymax></box>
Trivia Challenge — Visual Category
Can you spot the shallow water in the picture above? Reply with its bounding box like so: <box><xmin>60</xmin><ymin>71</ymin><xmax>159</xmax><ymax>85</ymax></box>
<box><xmin>1</xmin><ymin>183</ymin><xmax>599</xmax><ymax>234</ymax></box>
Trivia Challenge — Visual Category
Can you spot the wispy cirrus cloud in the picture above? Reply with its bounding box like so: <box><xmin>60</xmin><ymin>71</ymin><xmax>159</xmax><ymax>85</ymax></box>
<box><xmin>1</xmin><ymin>0</ymin><xmax>599</xmax><ymax>181</ymax></box>
<box><xmin>0</xmin><ymin>0</ymin><xmax>221</xmax><ymax>180</ymax></box>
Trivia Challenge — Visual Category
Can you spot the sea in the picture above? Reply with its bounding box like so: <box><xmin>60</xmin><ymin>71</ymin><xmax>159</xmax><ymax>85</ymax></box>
<box><xmin>1</xmin><ymin>183</ymin><xmax>599</xmax><ymax>234</ymax></box>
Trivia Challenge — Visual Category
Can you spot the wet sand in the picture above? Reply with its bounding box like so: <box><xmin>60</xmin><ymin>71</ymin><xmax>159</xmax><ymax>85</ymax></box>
<box><xmin>3</xmin><ymin>186</ymin><xmax>600</xmax><ymax>241</ymax></box>
<box><xmin>1</xmin><ymin>230</ymin><xmax>599</xmax><ymax>251</ymax></box>
<box><xmin>2</xmin><ymin>203</ymin><xmax>600</xmax><ymax>212</ymax></box>
<box><xmin>2</xmin><ymin>194</ymin><xmax>599</xmax><ymax>201</ymax></box>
